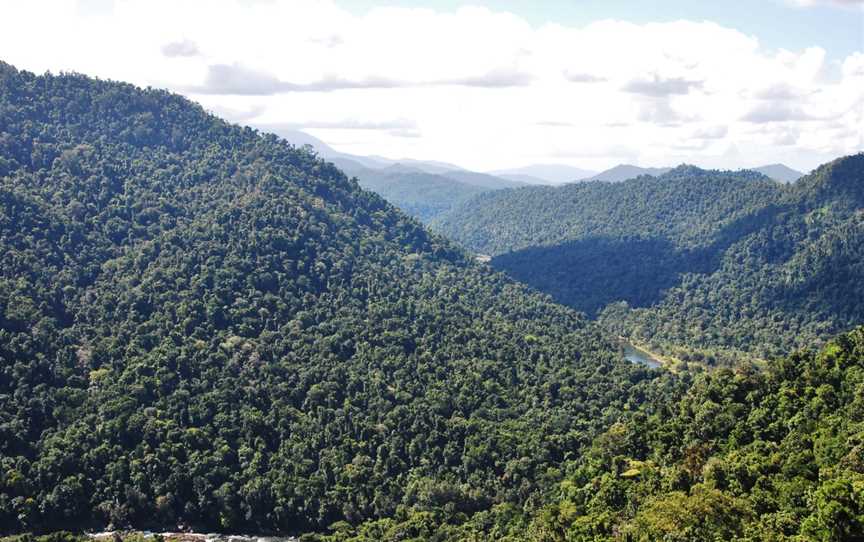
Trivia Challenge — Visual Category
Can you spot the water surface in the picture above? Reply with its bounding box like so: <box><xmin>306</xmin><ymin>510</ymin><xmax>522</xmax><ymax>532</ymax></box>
<box><xmin>621</xmin><ymin>341</ymin><xmax>662</xmax><ymax>369</ymax></box>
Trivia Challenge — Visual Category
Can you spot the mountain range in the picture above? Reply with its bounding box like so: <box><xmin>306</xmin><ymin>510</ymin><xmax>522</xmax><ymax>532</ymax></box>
<box><xmin>2</xmin><ymin>63</ymin><xmax>861</xmax><ymax>541</ymax></box>
<box><xmin>0</xmin><ymin>60</ymin><xmax>643</xmax><ymax>535</ymax></box>
<box><xmin>584</xmin><ymin>164</ymin><xmax>673</xmax><ymax>182</ymax></box>
<box><xmin>252</xmin><ymin>129</ymin><xmax>806</xmax><ymax>224</ymax></box>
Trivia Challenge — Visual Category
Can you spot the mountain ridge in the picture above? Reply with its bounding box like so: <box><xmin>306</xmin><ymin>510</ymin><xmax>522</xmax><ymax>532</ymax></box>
<box><xmin>0</xmin><ymin>60</ymin><xmax>650</xmax><ymax>534</ymax></box>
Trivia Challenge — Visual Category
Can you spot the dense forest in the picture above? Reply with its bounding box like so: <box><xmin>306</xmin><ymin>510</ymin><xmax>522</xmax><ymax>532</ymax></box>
<box><xmin>435</xmin><ymin>159</ymin><xmax>864</xmax><ymax>364</ymax></box>
<box><xmin>0</xmin><ymin>63</ymin><xmax>658</xmax><ymax>533</ymax></box>
<box><xmin>2</xmin><ymin>62</ymin><xmax>863</xmax><ymax>541</ymax></box>
<box><xmin>315</xmin><ymin>325</ymin><xmax>864</xmax><ymax>541</ymax></box>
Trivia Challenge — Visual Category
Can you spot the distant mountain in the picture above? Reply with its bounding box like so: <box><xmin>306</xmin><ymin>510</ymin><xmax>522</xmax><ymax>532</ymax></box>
<box><xmin>442</xmin><ymin>169</ymin><xmax>525</xmax><ymax>191</ymax></box>
<box><xmin>256</xmin><ymin>126</ymin><xmax>337</xmax><ymax>155</ymax></box>
<box><xmin>253</xmin><ymin>125</ymin><xmax>384</xmax><ymax>170</ymax></box>
<box><xmin>335</xmin><ymin>161</ymin><xmax>522</xmax><ymax>222</ymax></box>
<box><xmin>489</xmin><ymin>164</ymin><xmax>596</xmax><ymax>184</ymax></box>
<box><xmin>342</xmin><ymin>164</ymin><xmax>489</xmax><ymax>221</ymax></box>
<box><xmin>495</xmin><ymin>172</ymin><xmax>555</xmax><ymax>185</ymax></box>
<box><xmin>363</xmin><ymin>155</ymin><xmax>466</xmax><ymax>174</ymax></box>
<box><xmin>585</xmin><ymin>164</ymin><xmax>672</xmax><ymax>182</ymax></box>
<box><xmin>752</xmin><ymin>163</ymin><xmax>804</xmax><ymax>183</ymax></box>
<box><xmin>252</xmin><ymin>127</ymin><xmax>522</xmax><ymax>220</ymax></box>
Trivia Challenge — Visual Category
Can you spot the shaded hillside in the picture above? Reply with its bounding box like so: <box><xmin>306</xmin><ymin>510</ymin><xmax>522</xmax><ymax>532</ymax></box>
<box><xmin>435</xmin><ymin>159</ymin><xmax>864</xmax><ymax>362</ymax></box>
<box><xmin>601</xmin><ymin>155</ymin><xmax>864</xmax><ymax>362</ymax></box>
<box><xmin>0</xmin><ymin>63</ymin><xmax>657</xmax><ymax>533</ymax></box>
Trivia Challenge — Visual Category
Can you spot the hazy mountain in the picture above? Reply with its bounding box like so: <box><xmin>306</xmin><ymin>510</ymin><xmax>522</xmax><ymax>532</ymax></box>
<box><xmin>585</xmin><ymin>164</ymin><xmax>673</xmax><ymax>182</ymax></box>
<box><xmin>494</xmin><ymin>172</ymin><xmax>555</xmax><ymax>185</ymax></box>
<box><xmin>489</xmin><ymin>164</ymin><xmax>596</xmax><ymax>184</ymax></box>
<box><xmin>338</xmin><ymin>161</ymin><xmax>523</xmax><ymax>221</ymax></box>
<box><xmin>752</xmin><ymin>163</ymin><xmax>805</xmax><ymax>183</ymax></box>
<box><xmin>442</xmin><ymin>169</ymin><xmax>525</xmax><ymax>190</ymax></box>
<box><xmin>346</xmin><ymin>164</ymin><xmax>489</xmax><ymax>221</ymax></box>
<box><xmin>252</xmin><ymin>127</ymin><xmax>523</xmax><ymax>220</ymax></box>
<box><xmin>249</xmin><ymin>126</ymin><xmax>457</xmax><ymax>175</ymax></box>
<box><xmin>363</xmin><ymin>155</ymin><xmax>466</xmax><ymax>174</ymax></box>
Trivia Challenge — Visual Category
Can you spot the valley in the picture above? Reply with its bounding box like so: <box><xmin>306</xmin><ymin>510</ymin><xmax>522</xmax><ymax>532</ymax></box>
<box><xmin>0</xmin><ymin>29</ymin><xmax>864</xmax><ymax>542</ymax></box>
<box><xmin>431</xmin><ymin>159</ymin><xmax>864</xmax><ymax>366</ymax></box>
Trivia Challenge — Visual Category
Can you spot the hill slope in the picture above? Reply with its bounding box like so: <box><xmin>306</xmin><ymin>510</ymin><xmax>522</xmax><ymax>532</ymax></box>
<box><xmin>602</xmin><ymin>155</ymin><xmax>864</xmax><ymax>361</ymax></box>
<box><xmin>0</xmin><ymin>64</ymin><xmax>649</xmax><ymax>533</ymax></box>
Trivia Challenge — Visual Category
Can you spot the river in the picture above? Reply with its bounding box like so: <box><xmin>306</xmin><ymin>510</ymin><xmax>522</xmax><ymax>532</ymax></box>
<box><xmin>620</xmin><ymin>340</ymin><xmax>663</xmax><ymax>369</ymax></box>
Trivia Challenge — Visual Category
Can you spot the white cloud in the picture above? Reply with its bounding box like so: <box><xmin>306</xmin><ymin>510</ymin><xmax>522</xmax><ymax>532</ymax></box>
<box><xmin>161</xmin><ymin>39</ymin><xmax>201</xmax><ymax>58</ymax></box>
<box><xmin>0</xmin><ymin>0</ymin><xmax>860</xmax><ymax>171</ymax></box>
<box><xmin>741</xmin><ymin>103</ymin><xmax>822</xmax><ymax>123</ymax></box>
<box><xmin>192</xmin><ymin>63</ymin><xmax>407</xmax><ymax>95</ymax></box>
<box><xmin>691</xmin><ymin>125</ymin><xmax>729</xmax><ymax>139</ymax></box>
<box><xmin>622</xmin><ymin>75</ymin><xmax>704</xmax><ymax>96</ymax></box>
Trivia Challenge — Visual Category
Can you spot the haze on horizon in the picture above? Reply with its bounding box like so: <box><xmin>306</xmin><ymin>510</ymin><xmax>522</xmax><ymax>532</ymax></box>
<box><xmin>1</xmin><ymin>0</ymin><xmax>862</xmax><ymax>173</ymax></box>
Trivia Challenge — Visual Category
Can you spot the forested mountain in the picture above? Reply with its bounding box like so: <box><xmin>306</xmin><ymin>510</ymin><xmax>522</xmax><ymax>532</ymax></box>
<box><xmin>436</xmin><ymin>159</ymin><xmax>864</xmax><ymax>363</ymax></box>
<box><xmin>2</xmin><ymin>61</ymin><xmax>864</xmax><ymax>542</ymax></box>
<box><xmin>339</xmin><ymin>162</ymin><xmax>522</xmax><ymax>222</ymax></box>
<box><xmin>434</xmin><ymin>166</ymin><xmax>782</xmax><ymax>258</ymax></box>
<box><xmin>0</xmin><ymin>63</ymin><xmax>660</xmax><ymax>534</ymax></box>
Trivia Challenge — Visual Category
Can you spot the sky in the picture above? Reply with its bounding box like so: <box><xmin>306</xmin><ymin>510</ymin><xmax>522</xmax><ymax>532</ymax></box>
<box><xmin>1</xmin><ymin>0</ymin><xmax>862</xmax><ymax>173</ymax></box>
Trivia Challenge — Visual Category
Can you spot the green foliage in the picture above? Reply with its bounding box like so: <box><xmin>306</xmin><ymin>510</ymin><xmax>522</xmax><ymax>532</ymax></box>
<box><xmin>434</xmin><ymin>165</ymin><xmax>781</xmax><ymax>257</ymax></box>
<box><xmin>4</xmin><ymin>61</ymin><xmax>864</xmax><ymax>542</ymax></box>
<box><xmin>0</xmin><ymin>62</ymin><xmax>652</xmax><ymax>533</ymax></box>
<box><xmin>320</xmin><ymin>328</ymin><xmax>864</xmax><ymax>541</ymax></box>
<box><xmin>435</xmin><ymin>157</ymin><xmax>864</xmax><ymax>363</ymax></box>
<box><xmin>522</xmin><ymin>327</ymin><xmax>864</xmax><ymax>541</ymax></box>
